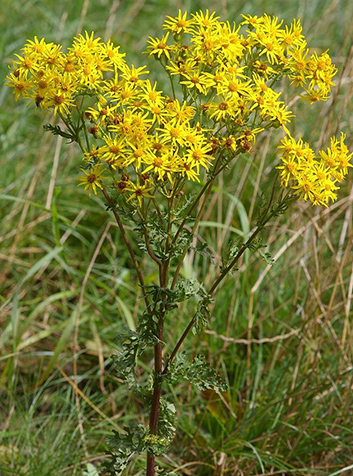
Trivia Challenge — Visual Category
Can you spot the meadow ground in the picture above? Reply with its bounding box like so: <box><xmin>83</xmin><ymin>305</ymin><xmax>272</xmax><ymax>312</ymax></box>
<box><xmin>1</xmin><ymin>0</ymin><xmax>353</xmax><ymax>474</ymax></box>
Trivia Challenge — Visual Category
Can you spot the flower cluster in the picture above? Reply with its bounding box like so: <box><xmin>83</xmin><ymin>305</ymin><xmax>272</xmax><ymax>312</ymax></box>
<box><xmin>277</xmin><ymin>134</ymin><xmax>352</xmax><ymax>205</ymax></box>
<box><xmin>5</xmin><ymin>11</ymin><xmax>351</xmax><ymax>207</ymax></box>
<box><xmin>5</xmin><ymin>33</ymin><xmax>125</xmax><ymax>114</ymax></box>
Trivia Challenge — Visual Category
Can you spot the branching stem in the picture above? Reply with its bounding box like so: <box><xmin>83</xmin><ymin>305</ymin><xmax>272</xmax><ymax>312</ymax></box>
<box><xmin>163</xmin><ymin>186</ymin><xmax>284</xmax><ymax>375</ymax></box>
<box><xmin>147</xmin><ymin>261</ymin><xmax>167</xmax><ymax>476</ymax></box>
<box><xmin>101</xmin><ymin>186</ymin><xmax>150</xmax><ymax>308</ymax></box>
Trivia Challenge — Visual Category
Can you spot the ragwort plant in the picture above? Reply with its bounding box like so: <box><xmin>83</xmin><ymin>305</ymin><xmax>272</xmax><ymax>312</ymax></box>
<box><xmin>6</xmin><ymin>10</ymin><xmax>352</xmax><ymax>476</ymax></box>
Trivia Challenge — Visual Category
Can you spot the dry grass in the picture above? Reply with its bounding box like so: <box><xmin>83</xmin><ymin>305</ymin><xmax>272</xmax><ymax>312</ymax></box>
<box><xmin>1</xmin><ymin>0</ymin><xmax>353</xmax><ymax>474</ymax></box>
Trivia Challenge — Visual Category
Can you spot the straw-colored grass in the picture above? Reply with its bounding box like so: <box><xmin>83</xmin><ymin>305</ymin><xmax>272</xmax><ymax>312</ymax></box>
<box><xmin>1</xmin><ymin>0</ymin><xmax>353</xmax><ymax>474</ymax></box>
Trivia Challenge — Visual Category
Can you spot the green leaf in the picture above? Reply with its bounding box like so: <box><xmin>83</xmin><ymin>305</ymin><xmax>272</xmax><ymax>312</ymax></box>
<box><xmin>111</xmin><ymin>328</ymin><xmax>140</xmax><ymax>385</ymax></box>
<box><xmin>43</xmin><ymin>123</ymin><xmax>76</xmax><ymax>141</ymax></box>
<box><xmin>103</xmin><ymin>424</ymin><xmax>147</xmax><ymax>476</ymax></box>
<box><xmin>168</xmin><ymin>353</ymin><xmax>227</xmax><ymax>394</ymax></box>
<box><xmin>192</xmin><ymin>292</ymin><xmax>212</xmax><ymax>334</ymax></box>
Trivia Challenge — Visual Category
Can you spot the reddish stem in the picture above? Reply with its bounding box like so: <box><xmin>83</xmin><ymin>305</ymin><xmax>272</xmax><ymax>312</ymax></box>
<box><xmin>146</xmin><ymin>324</ymin><xmax>164</xmax><ymax>476</ymax></box>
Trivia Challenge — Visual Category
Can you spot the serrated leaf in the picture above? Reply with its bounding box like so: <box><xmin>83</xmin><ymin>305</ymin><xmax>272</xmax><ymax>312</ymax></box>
<box><xmin>103</xmin><ymin>424</ymin><xmax>147</xmax><ymax>476</ymax></box>
<box><xmin>43</xmin><ymin>123</ymin><xmax>75</xmax><ymax>140</ymax></box>
<box><xmin>168</xmin><ymin>353</ymin><xmax>227</xmax><ymax>394</ymax></box>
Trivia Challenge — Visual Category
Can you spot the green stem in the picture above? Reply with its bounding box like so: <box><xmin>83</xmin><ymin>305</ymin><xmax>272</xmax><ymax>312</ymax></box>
<box><xmin>147</xmin><ymin>261</ymin><xmax>168</xmax><ymax>476</ymax></box>
<box><xmin>167</xmin><ymin>70</ymin><xmax>176</xmax><ymax>99</ymax></box>
<box><xmin>170</xmin><ymin>180</ymin><xmax>213</xmax><ymax>290</ymax></box>
<box><xmin>163</xmin><ymin>187</ymin><xmax>287</xmax><ymax>375</ymax></box>
<box><xmin>146</xmin><ymin>177</ymin><xmax>180</xmax><ymax>475</ymax></box>
<box><xmin>169</xmin><ymin>153</ymin><xmax>229</xmax><ymax>288</ymax></box>
<box><xmin>80</xmin><ymin>107</ymin><xmax>91</xmax><ymax>151</ymax></box>
<box><xmin>101</xmin><ymin>186</ymin><xmax>150</xmax><ymax>308</ymax></box>
<box><xmin>59</xmin><ymin>111</ymin><xmax>87</xmax><ymax>154</ymax></box>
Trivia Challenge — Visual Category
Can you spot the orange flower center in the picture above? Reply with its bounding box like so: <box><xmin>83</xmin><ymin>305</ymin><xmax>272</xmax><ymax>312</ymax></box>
<box><xmin>109</xmin><ymin>145</ymin><xmax>121</xmax><ymax>154</ymax></box>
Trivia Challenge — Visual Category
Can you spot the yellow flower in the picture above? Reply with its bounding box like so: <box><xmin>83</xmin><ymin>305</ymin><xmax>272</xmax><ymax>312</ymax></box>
<box><xmin>163</xmin><ymin>10</ymin><xmax>195</xmax><ymax>35</ymax></box>
<box><xmin>147</xmin><ymin>134</ymin><xmax>171</xmax><ymax>158</ymax></box>
<box><xmin>257</xmin><ymin>35</ymin><xmax>284</xmax><ymax>64</ymax></box>
<box><xmin>241</xmin><ymin>14</ymin><xmax>263</xmax><ymax>28</ymax></box>
<box><xmin>261</xmin><ymin>14</ymin><xmax>284</xmax><ymax>37</ymax></box>
<box><xmin>180</xmin><ymin>70</ymin><xmax>213</xmax><ymax>95</ymax></box>
<box><xmin>126</xmin><ymin>180</ymin><xmax>154</xmax><ymax>207</ymax></box>
<box><xmin>207</xmin><ymin>96</ymin><xmax>239</xmax><ymax>121</ymax></box>
<box><xmin>101</xmin><ymin>40</ymin><xmax>126</xmax><ymax>68</ymax></box>
<box><xmin>57</xmin><ymin>72</ymin><xmax>79</xmax><ymax>96</ymax></box>
<box><xmin>222</xmin><ymin>136</ymin><xmax>237</xmax><ymax>152</ymax></box>
<box><xmin>278</xmin><ymin>20</ymin><xmax>304</xmax><ymax>51</ymax></box>
<box><xmin>141</xmin><ymin>152</ymin><xmax>177</xmax><ymax>183</ymax></box>
<box><xmin>77</xmin><ymin>165</ymin><xmax>106</xmax><ymax>197</ymax></box>
<box><xmin>271</xmin><ymin>104</ymin><xmax>294</xmax><ymax>132</ymax></box>
<box><xmin>47</xmin><ymin>91</ymin><xmax>75</xmax><ymax>116</ymax></box>
<box><xmin>109</xmin><ymin>110</ymin><xmax>151</xmax><ymax>140</ymax></box>
<box><xmin>99</xmin><ymin>136</ymin><xmax>128</xmax><ymax>169</ymax></box>
<box><xmin>5</xmin><ymin>19</ymin><xmax>351</xmax><ymax>209</ymax></box>
<box><xmin>42</xmin><ymin>44</ymin><xmax>64</xmax><ymax>67</ymax></box>
<box><xmin>215</xmin><ymin>22</ymin><xmax>244</xmax><ymax>61</ymax></box>
<box><xmin>287</xmin><ymin>42</ymin><xmax>309</xmax><ymax>75</ymax></box>
<box><xmin>125</xmin><ymin>143</ymin><xmax>153</xmax><ymax>169</ymax></box>
<box><xmin>306</xmin><ymin>51</ymin><xmax>337</xmax><ymax>92</ymax></box>
<box><xmin>277</xmin><ymin>135</ymin><xmax>299</xmax><ymax>156</ymax></box>
<box><xmin>291</xmin><ymin>175</ymin><xmax>319</xmax><ymax>202</ymax></box>
<box><xmin>77</xmin><ymin>58</ymin><xmax>103</xmax><ymax>88</ymax></box>
<box><xmin>72</xmin><ymin>31</ymin><xmax>103</xmax><ymax>54</ymax></box>
<box><xmin>147</xmin><ymin>33</ymin><xmax>174</xmax><ymax>61</ymax></box>
<box><xmin>147</xmin><ymin>104</ymin><xmax>169</xmax><ymax>124</ymax></box>
<box><xmin>191</xmin><ymin>10</ymin><xmax>220</xmax><ymax>29</ymax></box>
<box><xmin>237</xmin><ymin>127</ymin><xmax>264</xmax><ymax>146</ymax></box>
<box><xmin>300</xmin><ymin>86</ymin><xmax>330</xmax><ymax>104</ymax></box>
<box><xmin>115</xmin><ymin>82</ymin><xmax>139</xmax><ymax>105</ymax></box>
<box><xmin>278</xmin><ymin>133</ymin><xmax>352</xmax><ymax>206</ymax></box>
<box><xmin>203</xmin><ymin>70</ymin><xmax>228</xmax><ymax>90</ymax></box>
<box><xmin>217</xmin><ymin>77</ymin><xmax>253</xmax><ymax>98</ymax></box>
<box><xmin>140</xmin><ymin>81</ymin><xmax>164</xmax><ymax>107</ymax></box>
<box><xmin>319</xmin><ymin>133</ymin><xmax>353</xmax><ymax>180</ymax></box>
<box><xmin>183</xmin><ymin>127</ymin><xmax>205</xmax><ymax>147</ymax></box>
<box><xmin>86</xmin><ymin>101</ymin><xmax>117</xmax><ymax>125</ymax></box>
<box><xmin>167</xmin><ymin>100</ymin><xmax>195</xmax><ymax>123</ymax></box>
<box><xmin>257</xmin><ymin>89</ymin><xmax>293</xmax><ymax>130</ymax></box>
<box><xmin>190</xmin><ymin>30</ymin><xmax>220</xmax><ymax>63</ymax></box>
<box><xmin>61</xmin><ymin>55</ymin><xmax>79</xmax><ymax>74</ymax></box>
<box><xmin>311</xmin><ymin>190</ymin><xmax>330</xmax><ymax>207</ymax></box>
<box><xmin>13</xmin><ymin>52</ymin><xmax>39</xmax><ymax>74</ymax></box>
<box><xmin>175</xmin><ymin>159</ymin><xmax>200</xmax><ymax>182</ymax></box>
<box><xmin>166</xmin><ymin>59</ymin><xmax>197</xmax><ymax>77</ymax></box>
<box><xmin>185</xmin><ymin>143</ymin><xmax>213</xmax><ymax>173</ymax></box>
<box><xmin>94</xmin><ymin>54</ymin><xmax>113</xmax><ymax>75</ymax></box>
<box><xmin>253</xmin><ymin>60</ymin><xmax>278</xmax><ymax>80</ymax></box>
<box><xmin>321</xmin><ymin>177</ymin><xmax>339</xmax><ymax>198</ymax></box>
<box><xmin>5</xmin><ymin>70</ymin><xmax>33</xmax><ymax>101</ymax></box>
<box><xmin>159</xmin><ymin>121</ymin><xmax>187</xmax><ymax>146</ymax></box>
<box><xmin>101</xmin><ymin>75</ymin><xmax>122</xmax><ymax>98</ymax></box>
<box><xmin>120</xmin><ymin>64</ymin><xmax>149</xmax><ymax>85</ymax></box>
<box><xmin>276</xmin><ymin>155</ymin><xmax>300</xmax><ymax>186</ymax></box>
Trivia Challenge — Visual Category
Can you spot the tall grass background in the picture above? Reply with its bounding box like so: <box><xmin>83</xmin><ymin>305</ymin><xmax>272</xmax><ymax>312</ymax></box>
<box><xmin>1</xmin><ymin>0</ymin><xmax>353</xmax><ymax>474</ymax></box>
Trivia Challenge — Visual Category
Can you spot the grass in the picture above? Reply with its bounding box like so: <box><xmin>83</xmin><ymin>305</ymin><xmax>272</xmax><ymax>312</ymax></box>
<box><xmin>1</xmin><ymin>0</ymin><xmax>353</xmax><ymax>474</ymax></box>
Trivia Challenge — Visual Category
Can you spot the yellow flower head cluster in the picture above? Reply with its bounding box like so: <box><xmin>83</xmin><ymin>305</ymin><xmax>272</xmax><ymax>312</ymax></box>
<box><xmin>277</xmin><ymin>134</ymin><xmax>352</xmax><ymax>206</ymax></box>
<box><xmin>241</xmin><ymin>14</ymin><xmax>337</xmax><ymax>103</ymax></box>
<box><xmin>147</xmin><ymin>10</ymin><xmax>337</xmax><ymax>129</ymax></box>
<box><xmin>5</xmin><ymin>32</ymin><xmax>125</xmax><ymax>114</ymax></box>
<box><xmin>5</xmin><ymin>11</ymin><xmax>351</xmax><ymax>207</ymax></box>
